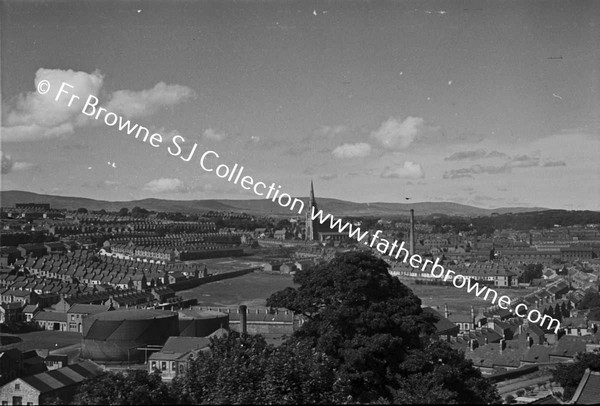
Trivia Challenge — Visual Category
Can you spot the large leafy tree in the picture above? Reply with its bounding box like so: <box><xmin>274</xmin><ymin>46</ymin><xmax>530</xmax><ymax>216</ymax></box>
<box><xmin>74</xmin><ymin>370</ymin><xmax>174</xmax><ymax>405</ymax></box>
<box><xmin>175</xmin><ymin>332</ymin><xmax>347</xmax><ymax>405</ymax></box>
<box><xmin>267</xmin><ymin>251</ymin><xmax>500</xmax><ymax>404</ymax></box>
<box><xmin>267</xmin><ymin>252</ymin><xmax>436</xmax><ymax>401</ymax></box>
<box><xmin>395</xmin><ymin>341</ymin><xmax>501</xmax><ymax>404</ymax></box>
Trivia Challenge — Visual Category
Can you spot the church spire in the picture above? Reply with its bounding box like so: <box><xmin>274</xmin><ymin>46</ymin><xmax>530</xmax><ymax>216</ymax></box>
<box><xmin>305</xmin><ymin>180</ymin><xmax>318</xmax><ymax>241</ymax></box>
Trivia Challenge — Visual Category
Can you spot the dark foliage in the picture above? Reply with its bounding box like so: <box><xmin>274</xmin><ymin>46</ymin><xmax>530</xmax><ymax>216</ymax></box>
<box><xmin>552</xmin><ymin>351</ymin><xmax>600</xmax><ymax>401</ymax></box>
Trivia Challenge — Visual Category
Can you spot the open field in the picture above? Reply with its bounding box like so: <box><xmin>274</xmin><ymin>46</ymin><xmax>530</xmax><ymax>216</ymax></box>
<box><xmin>178</xmin><ymin>271</ymin><xmax>296</xmax><ymax>307</ymax></box>
<box><xmin>0</xmin><ymin>331</ymin><xmax>82</xmax><ymax>352</ymax></box>
<box><xmin>400</xmin><ymin>278</ymin><xmax>537</xmax><ymax>314</ymax></box>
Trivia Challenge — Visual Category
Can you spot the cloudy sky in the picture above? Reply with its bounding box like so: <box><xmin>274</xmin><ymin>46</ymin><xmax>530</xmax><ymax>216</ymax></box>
<box><xmin>1</xmin><ymin>0</ymin><xmax>599</xmax><ymax>210</ymax></box>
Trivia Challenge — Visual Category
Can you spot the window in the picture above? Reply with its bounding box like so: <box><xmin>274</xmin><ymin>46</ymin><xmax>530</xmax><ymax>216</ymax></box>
<box><xmin>27</xmin><ymin>403</ymin><xmax>33</xmax><ymax>406</ymax></box>
<box><xmin>172</xmin><ymin>362</ymin><xmax>176</xmax><ymax>371</ymax></box>
<box><xmin>161</xmin><ymin>362</ymin><xmax>166</xmax><ymax>371</ymax></box>
<box><xmin>151</xmin><ymin>361</ymin><xmax>156</xmax><ymax>369</ymax></box>
<box><xmin>15</xmin><ymin>383</ymin><xmax>20</xmax><ymax>390</ymax></box>
<box><xmin>2</xmin><ymin>401</ymin><xmax>8</xmax><ymax>406</ymax></box>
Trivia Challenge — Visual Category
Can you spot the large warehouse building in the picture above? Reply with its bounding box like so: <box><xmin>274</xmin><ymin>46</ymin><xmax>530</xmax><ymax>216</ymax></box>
<box><xmin>81</xmin><ymin>309</ymin><xmax>179</xmax><ymax>363</ymax></box>
<box><xmin>178</xmin><ymin>309</ymin><xmax>229</xmax><ymax>337</ymax></box>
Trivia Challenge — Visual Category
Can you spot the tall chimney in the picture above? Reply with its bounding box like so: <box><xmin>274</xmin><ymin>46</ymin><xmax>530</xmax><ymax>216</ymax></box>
<box><xmin>239</xmin><ymin>305</ymin><xmax>247</xmax><ymax>334</ymax></box>
<box><xmin>409</xmin><ymin>209</ymin><xmax>415</xmax><ymax>256</ymax></box>
<box><xmin>444</xmin><ymin>303</ymin><xmax>449</xmax><ymax>319</ymax></box>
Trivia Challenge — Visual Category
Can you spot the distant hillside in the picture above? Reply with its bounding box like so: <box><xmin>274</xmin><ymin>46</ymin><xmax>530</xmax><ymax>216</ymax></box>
<box><xmin>0</xmin><ymin>190</ymin><xmax>549</xmax><ymax>217</ymax></box>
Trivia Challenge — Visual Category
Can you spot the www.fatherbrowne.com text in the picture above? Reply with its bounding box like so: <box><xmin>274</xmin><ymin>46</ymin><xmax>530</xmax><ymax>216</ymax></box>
<box><xmin>46</xmin><ymin>80</ymin><xmax>561</xmax><ymax>334</ymax></box>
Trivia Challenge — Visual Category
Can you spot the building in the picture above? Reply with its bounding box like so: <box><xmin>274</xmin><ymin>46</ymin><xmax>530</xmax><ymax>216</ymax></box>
<box><xmin>66</xmin><ymin>304</ymin><xmax>112</xmax><ymax>333</ymax></box>
<box><xmin>148</xmin><ymin>336</ymin><xmax>210</xmax><ymax>381</ymax></box>
<box><xmin>570</xmin><ymin>368</ymin><xmax>600</xmax><ymax>404</ymax></box>
<box><xmin>305</xmin><ymin>181</ymin><xmax>319</xmax><ymax>241</ymax></box>
<box><xmin>0</xmin><ymin>360</ymin><xmax>102</xmax><ymax>405</ymax></box>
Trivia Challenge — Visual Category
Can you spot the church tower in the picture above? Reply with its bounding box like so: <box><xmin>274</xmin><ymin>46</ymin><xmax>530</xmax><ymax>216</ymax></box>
<box><xmin>305</xmin><ymin>180</ymin><xmax>319</xmax><ymax>241</ymax></box>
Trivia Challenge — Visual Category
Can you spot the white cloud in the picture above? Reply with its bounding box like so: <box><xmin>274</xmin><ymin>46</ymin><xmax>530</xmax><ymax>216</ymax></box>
<box><xmin>380</xmin><ymin>161</ymin><xmax>425</xmax><ymax>179</ymax></box>
<box><xmin>143</xmin><ymin>178</ymin><xmax>189</xmax><ymax>194</ymax></box>
<box><xmin>203</xmin><ymin>128</ymin><xmax>227</xmax><ymax>141</ymax></box>
<box><xmin>370</xmin><ymin>116</ymin><xmax>425</xmax><ymax>149</ymax></box>
<box><xmin>1</xmin><ymin>151</ymin><xmax>36</xmax><ymax>174</ymax></box>
<box><xmin>332</xmin><ymin>142</ymin><xmax>371</xmax><ymax>158</ymax></box>
<box><xmin>2</xmin><ymin>69</ymin><xmax>196</xmax><ymax>142</ymax></box>
<box><xmin>2</xmin><ymin>68</ymin><xmax>103</xmax><ymax>142</ymax></box>
<box><xmin>105</xmin><ymin>82</ymin><xmax>195</xmax><ymax>119</ymax></box>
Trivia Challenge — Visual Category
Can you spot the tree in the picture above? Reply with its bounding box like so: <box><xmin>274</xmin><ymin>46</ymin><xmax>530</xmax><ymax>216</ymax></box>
<box><xmin>267</xmin><ymin>252</ymin><xmax>498</xmax><ymax>403</ymax></box>
<box><xmin>393</xmin><ymin>341</ymin><xmax>501</xmax><ymax>404</ymax></box>
<box><xmin>578</xmin><ymin>291</ymin><xmax>600</xmax><ymax>310</ymax></box>
<box><xmin>76</xmin><ymin>207</ymin><xmax>88</xmax><ymax>214</ymax></box>
<box><xmin>588</xmin><ymin>307</ymin><xmax>600</xmax><ymax>321</ymax></box>
<box><xmin>176</xmin><ymin>332</ymin><xmax>347</xmax><ymax>405</ymax></box>
<box><xmin>118</xmin><ymin>207</ymin><xmax>129</xmax><ymax>216</ymax></box>
<box><xmin>131</xmin><ymin>206</ymin><xmax>150</xmax><ymax>218</ymax></box>
<box><xmin>75</xmin><ymin>370</ymin><xmax>174</xmax><ymax>405</ymax></box>
<box><xmin>552</xmin><ymin>351</ymin><xmax>600</xmax><ymax>401</ymax></box>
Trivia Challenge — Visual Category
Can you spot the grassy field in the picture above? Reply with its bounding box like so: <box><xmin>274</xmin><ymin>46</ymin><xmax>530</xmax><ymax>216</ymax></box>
<box><xmin>0</xmin><ymin>330</ymin><xmax>82</xmax><ymax>352</ymax></box>
<box><xmin>178</xmin><ymin>271</ymin><xmax>296</xmax><ymax>307</ymax></box>
<box><xmin>401</xmin><ymin>278</ymin><xmax>536</xmax><ymax>314</ymax></box>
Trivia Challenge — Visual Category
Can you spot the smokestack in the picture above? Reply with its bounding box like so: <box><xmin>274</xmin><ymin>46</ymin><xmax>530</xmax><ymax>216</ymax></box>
<box><xmin>500</xmin><ymin>339</ymin><xmax>506</xmax><ymax>353</ymax></box>
<box><xmin>444</xmin><ymin>303</ymin><xmax>449</xmax><ymax>319</ymax></box>
<box><xmin>409</xmin><ymin>209</ymin><xmax>415</xmax><ymax>256</ymax></box>
<box><xmin>239</xmin><ymin>305</ymin><xmax>247</xmax><ymax>334</ymax></box>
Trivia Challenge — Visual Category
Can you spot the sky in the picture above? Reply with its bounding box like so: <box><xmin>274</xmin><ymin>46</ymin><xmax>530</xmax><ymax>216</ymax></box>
<box><xmin>1</xmin><ymin>0</ymin><xmax>599</xmax><ymax>210</ymax></box>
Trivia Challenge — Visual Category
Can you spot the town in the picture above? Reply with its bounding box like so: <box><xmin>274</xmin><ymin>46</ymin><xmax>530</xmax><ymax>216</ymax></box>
<box><xmin>1</xmin><ymin>184</ymin><xmax>599</xmax><ymax>405</ymax></box>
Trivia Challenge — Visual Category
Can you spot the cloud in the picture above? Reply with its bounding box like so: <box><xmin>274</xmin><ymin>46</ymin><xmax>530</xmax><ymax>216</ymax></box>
<box><xmin>442</xmin><ymin>152</ymin><xmax>565</xmax><ymax>179</ymax></box>
<box><xmin>0</xmin><ymin>151</ymin><xmax>36</xmax><ymax>174</ymax></box>
<box><xmin>314</xmin><ymin>125</ymin><xmax>346</xmax><ymax>137</ymax></box>
<box><xmin>332</xmin><ymin>142</ymin><xmax>371</xmax><ymax>158</ymax></box>
<box><xmin>370</xmin><ymin>116</ymin><xmax>425</xmax><ymax>149</ymax></box>
<box><xmin>105</xmin><ymin>82</ymin><xmax>196</xmax><ymax>119</ymax></box>
<box><xmin>445</xmin><ymin>149</ymin><xmax>508</xmax><ymax>161</ymax></box>
<box><xmin>143</xmin><ymin>178</ymin><xmax>189</xmax><ymax>194</ymax></box>
<box><xmin>2</xmin><ymin>69</ymin><xmax>195</xmax><ymax>142</ymax></box>
<box><xmin>319</xmin><ymin>173</ymin><xmax>338</xmax><ymax>181</ymax></box>
<box><xmin>543</xmin><ymin>160</ymin><xmax>567</xmax><ymax>167</ymax></box>
<box><xmin>443</xmin><ymin>165</ymin><xmax>510</xmax><ymax>179</ymax></box>
<box><xmin>203</xmin><ymin>128</ymin><xmax>227</xmax><ymax>141</ymax></box>
<box><xmin>380</xmin><ymin>161</ymin><xmax>425</xmax><ymax>179</ymax></box>
<box><xmin>1</xmin><ymin>151</ymin><xmax>13</xmax><ymax>174</ymax></box>
<box><xmin>2</xmin><ymin>68</ymin><xmax>104</xmax><ymax>142</ymax></box>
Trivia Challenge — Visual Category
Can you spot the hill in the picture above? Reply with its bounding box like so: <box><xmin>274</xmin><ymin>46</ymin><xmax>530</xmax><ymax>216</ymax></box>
<box><xmin>0</xmin><ymin>190</ymin><xmax>549</xmax><ymax>217</ymax></box>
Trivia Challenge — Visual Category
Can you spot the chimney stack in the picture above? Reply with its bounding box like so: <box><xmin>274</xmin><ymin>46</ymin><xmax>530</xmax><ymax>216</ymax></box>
<box><xmin>500</xmin><ymin>339</ymin><xmax>506</xmax><ymax>353</ymax></box>
<box><xmin>409</xmin><ymin>209</ymin><xmax>415</xmax><ymax>256</ymax></box>
<box><xmin>444</xmin><ymin>303</ymin><xmax>449</xmax><ymax>319</ymax></box>
<box><xmin>239</xmin><ymin>305</ymin><xmax>247</xmax><ymax>334</ymax></box>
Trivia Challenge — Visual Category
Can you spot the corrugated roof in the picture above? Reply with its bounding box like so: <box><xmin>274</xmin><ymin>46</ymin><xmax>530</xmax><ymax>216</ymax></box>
<box><xmin>21</xmin><ymin>360</ymin><xmax>102</xmax><ymax>393</ymax></box>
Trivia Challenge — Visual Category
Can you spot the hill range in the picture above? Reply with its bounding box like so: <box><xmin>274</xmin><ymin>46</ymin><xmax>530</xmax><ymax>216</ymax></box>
<box><xmin>0</xmin><ymin>190</ymin><xmax>552</xmax><ymax>218</ymax></box>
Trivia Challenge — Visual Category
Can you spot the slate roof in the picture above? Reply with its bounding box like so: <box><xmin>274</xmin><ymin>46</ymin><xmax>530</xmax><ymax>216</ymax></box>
<box><xmin>20</xmin><ymin>360</ymin><xmax>102</xmax><ymax>393</ymax></box>
<box><xmin>571</xmin><ymin>369</ymin><xmax>600</xmax><ymax>404</ymax></box>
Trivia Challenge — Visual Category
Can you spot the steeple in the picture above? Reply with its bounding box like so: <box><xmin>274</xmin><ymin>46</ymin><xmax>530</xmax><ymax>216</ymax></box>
<box><xmin>309</xmin><ymin>180</ymin><xmax>317</xmax><ymax>211</ymax></box>
<box><xmin>305</xmin><ymin>180</ymin><xmax>318</xmax><ymax>241</ymax></box>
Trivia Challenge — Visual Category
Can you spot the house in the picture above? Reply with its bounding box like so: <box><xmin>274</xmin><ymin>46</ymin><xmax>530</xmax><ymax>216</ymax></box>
<box><xmin>0</xmin><ymin>302</ymin><xmax>25</xmax><ymax>323</ymax></box>
<box><xmin>32</xmin><ymin>311</ymin><xmax>68</xmax><ymax>331</ymax></box>
<box><xmin>0</xmin><ymin>360</ymin><xmax>103</xmax><ymax>405</ymax></box>
<box><xmin>43</xmin><ymin>354</ymin><xmax>69</xmax><ymax>371</ymax></box>
<box><xmin>148</xmin><ymin>336</ymin><xmax>210</xmax><ymax>381</ymax></box>
<box><xmin>422</xmin><ymin>307</ymin><xmax>460</xmax><ymax>340</ymax></box>
<box><xmin>22</xmin><ymin>305</ymin><xmax>39</xmax><ymax>322</ymax></box>
<box><xmin>0</xmin><ymin>349</ymin><xmax>22</xmax><ymax>385</ymax></box>
<box><xmin>279</xmin><ymin>262</ymin><xmax>297</xmax><ymax>274</ymax></box>
<box><xmin>66</xmin><ymin>304</ymin><xmax>112</xmax><ymax>333</ymax></box>
<box><xmin>570</xmin><ymin>368</ymin><xmax>600</xmax><ymax>404</ymax></box>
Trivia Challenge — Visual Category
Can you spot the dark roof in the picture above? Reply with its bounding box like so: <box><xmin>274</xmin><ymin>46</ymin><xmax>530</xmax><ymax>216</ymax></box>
<box><xmin>20</xmin><ymin>360</ymin><xmax>102</xmax><ymax>393</ymax></box>
<box><xmin>67</xmin><ymin>304</ymin><xmax>110</xmax><ymax>315</ymax></box>
<box><xmin>571</xmin><ymin>369</ymin><xmax>600</xmax><ymax>404</ymax></box>
<box><xmin>422</xmin><ymin>307</ymin><xmax>458</xmax><ymax>334</ymax></box>
<box><xmin>161</xmin><ymin>336</ymin><xmax>210</xmax><ymax>353</ymax></box>
<box><xmin>86</xmin><ymin>309</ymin><xmax>176</xmax><ymax>322</ymax></box>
